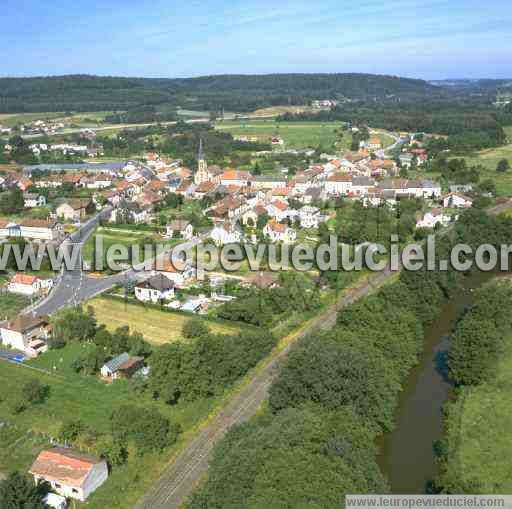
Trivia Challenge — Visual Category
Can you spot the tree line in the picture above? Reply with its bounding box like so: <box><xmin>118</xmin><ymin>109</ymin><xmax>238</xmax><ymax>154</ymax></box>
<box><xmin>190</xmin><ymin>208</ymin><xmax>512</xmax><ymax>507</ymax></box>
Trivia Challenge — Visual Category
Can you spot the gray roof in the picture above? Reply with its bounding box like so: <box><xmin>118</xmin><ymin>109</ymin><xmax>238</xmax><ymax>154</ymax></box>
<box><xmin>352</xmin><ymin>176</ymin><xmax>374</xmax><ymax>186</ymax></box>
<box><xmin>103</xmin><ymin>352</ymin><xmax>130</xmax><ymax>373</ymax></box>
<box><xmin>252</xmin><ymin>175</ymin><xmax>287</xmax><ymax>182</ymax></box>
<box><xmin>137</xmin><ymin>273</ymin><xmax>175</xmax><ymax>292</ymax></box>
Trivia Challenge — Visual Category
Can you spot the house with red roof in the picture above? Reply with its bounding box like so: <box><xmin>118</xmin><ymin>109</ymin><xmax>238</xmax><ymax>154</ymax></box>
<box><xmin>30</xmin><ymin>447</ymin><xmax>108</xmax><ymax>501</ymax></box>
<box><xmin>8</xmin><ymin>273</ymin><xmax>53</xmax><ymax>296</ymax></box>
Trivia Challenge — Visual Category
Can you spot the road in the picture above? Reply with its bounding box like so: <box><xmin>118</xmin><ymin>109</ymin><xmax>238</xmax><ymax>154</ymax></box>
<box><xmin>134</xmin><ymin>268</ymin><xmax>394</xmax><ymax>509</ymax></box>
<box><xmin>27</xmin><ymin>218</ymin><xmax>203</xmax><ymax>316</ymax></box>
<box><xmin>26</xmin><ymin>208</ymin><xmax>112</xmax><ymax>316</ymax></box>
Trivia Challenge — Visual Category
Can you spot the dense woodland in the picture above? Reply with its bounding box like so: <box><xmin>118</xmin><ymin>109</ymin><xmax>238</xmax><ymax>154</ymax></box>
<box><xmin>0</xmin><ymin>73</ymin><xmax>454</xmax><ymax>113</ymax></box>
<box><xmin>190</xmin><ymin>209</ymin><xmax>512</xmax><ymax>507</ymax></box>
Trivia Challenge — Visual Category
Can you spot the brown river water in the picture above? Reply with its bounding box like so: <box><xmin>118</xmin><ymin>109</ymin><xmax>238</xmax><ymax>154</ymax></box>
<box><xmin>377</xmin><ymin>270</ymin><xmax>496</xmax><ymax>493</ymax></box>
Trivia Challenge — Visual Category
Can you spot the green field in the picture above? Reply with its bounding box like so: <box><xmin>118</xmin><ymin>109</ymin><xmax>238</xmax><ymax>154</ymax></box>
<box><xmin>441</xmin><ymin>340</ymin><xmax>512</xmax><ymax>491</ymax></box>
<box><xmin>88</xmin><ymin>297</ymin><xmax>241</xmax><ymax>344</ymax></box>
<box><xmin>0</xmin><ymin>345</ymin><xmax>219</xmax><ymax>508</ymax></box>
<box><xmin>0</xmin><ymin>111</ymin><xmax>113</xmax><ymax>128</ymax></box>
<box><xmin>81</xmin><ymin>226</ymin><xmax>163</xmax><ymax>271</ymax></box>
<box><xmin>0</xmin><ymin>293</ymin><xmax>30</xmax><ymax>320</ymax></box>
<box><xmin>457</xmin><ymin>126</ymin><xmax>512</xmax><ymax>195</ymax></box>
<box><xmin>215</xmin><ymin>119</ymin><xmax>352</xmax><ymax>151</ymax></box>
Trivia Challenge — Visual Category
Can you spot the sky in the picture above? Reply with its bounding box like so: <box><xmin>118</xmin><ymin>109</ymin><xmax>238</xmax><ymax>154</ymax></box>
<box><xmin>1</xmin><ymin>0</ymin><xmax>511</xmax><ymax>80</ymax></box>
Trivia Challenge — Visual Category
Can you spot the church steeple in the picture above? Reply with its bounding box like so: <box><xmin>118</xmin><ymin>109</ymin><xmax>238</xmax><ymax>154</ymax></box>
<box><xmin>198</xmin><ymin>138</ymin><xmax>205</xmax><ymax>162</ymax></box>
<box><xmin>194</xmin><ymin>138</ymin><xmax>209</xmax><ymax>185</ymax></box>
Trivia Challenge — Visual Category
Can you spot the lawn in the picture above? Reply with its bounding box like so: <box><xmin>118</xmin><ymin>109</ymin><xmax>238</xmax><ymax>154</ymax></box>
<box><xmin>87</xmin><ymin>297</ymin><xmax>240</xmax><ymax>344</ymax></box>
<box><xmin>0</xmin><ymin>293</ymin><xmax>30</xmax><ymax>320</ymax></box>
<box><xmin>215</xmin><ymin>119</ymin><xmax>352</xmax><ymax>151</ymax></box>
<box><xmin>442</xmin><ymin>340</ymin><xmax>512</xmax><ymax>491</ymax></box>
<box><xmin>0</xmin><ymin>112</ymin><xmax>65</xmax><ymax>127</ymax></box>
<box><xmin>0</xmin><ymin>355</ymin><xmax>219</xmax><ymax>508</ymax></box>
<box><xmin>455</xmin><ymin>126</ymin><xmax>512</xmax><ymax>196</ymax></box>
<box><xmin>81</xmin><ymin>225</ymin><xmax>163</xmax><ymax>271</ymax></box>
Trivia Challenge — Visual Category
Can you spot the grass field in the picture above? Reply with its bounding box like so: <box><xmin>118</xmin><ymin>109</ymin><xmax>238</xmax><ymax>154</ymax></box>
<box><xmin>0</xmin><ymin>111</ymin><xmax>114</xmax><ymax>129</ymax></box>
<box><xmin>0</xmin><ymin>353</ymin><xmax>219</xmax><ymax>508</ymax></box>
<box><xmin>442</xmin><ymin>340</ymin><xmax>512</xmax><ymax>491</ymax></box>
<box><xmin>215</xmin><ymin>119</ymin><xmax>352</xmax><ymax>151</ymax></box>
<box><xmin>456</xmin><ymin>126</ymin><xmax>512</xmax><ymax>196</ymax></box>
<box><xmin>0</xmin><ymin>293</ymin><xmax>30</xmax><ymax>320</ymax></box>
<box><xmin>88</xmin><ymin>297</ymin><xmax>240</xmax><ymax>344</ymax></box>
<box><xmin>81</xmin><ymin>226</ymin><xmax>163</xmax><ymax>271</ymax></box>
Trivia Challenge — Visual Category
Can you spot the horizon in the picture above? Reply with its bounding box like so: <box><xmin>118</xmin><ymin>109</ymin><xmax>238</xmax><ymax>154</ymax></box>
<box><xmin>0</xmin><ymin>72</ymin><xmax>511</xmax><ymax>82</ymax></box>
<box><xmin>3</xmin><ymin>0</ymin><xmax>511</xmax><ymax>79</ymax></box>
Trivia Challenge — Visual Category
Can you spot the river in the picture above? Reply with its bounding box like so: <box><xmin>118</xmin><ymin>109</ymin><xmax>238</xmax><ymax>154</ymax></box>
<box><xmin>378</xmin><ymin>270</ymin><xmax>495</xmax><ymax>493</ymax></box>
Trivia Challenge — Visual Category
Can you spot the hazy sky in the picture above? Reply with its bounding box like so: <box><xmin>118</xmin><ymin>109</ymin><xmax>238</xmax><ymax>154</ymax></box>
<box><xmin>2</xmin><ymin>0</ymin><xmax>511</xmax><ymax>79</ymax></box>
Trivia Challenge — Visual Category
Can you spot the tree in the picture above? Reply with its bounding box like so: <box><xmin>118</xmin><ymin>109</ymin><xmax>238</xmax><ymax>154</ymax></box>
<box><xmin>497</xmin><ymin>158</ymin><xmax>510</xmax><ymax>172</ymax></box>
<box><xmin>21</xmin><ymin>379</ymin><xmax>49</xmax><ymax>406</ymax></box>
<box><xmin>0</xmin><ymin>471</ymin><xmax>48</xmax><ymax>509</ymax></box>
<box><xmin>182</xmin><ymin>319</ymin><xmax>209</xmax><ymax>339</ymax></box>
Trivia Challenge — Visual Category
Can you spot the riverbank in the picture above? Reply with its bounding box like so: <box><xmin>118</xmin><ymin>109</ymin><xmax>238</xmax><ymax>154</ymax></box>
<box><xmin>377</xmin><ymin>269</ymin><xmax>495</xmax><ymax>493</ymax></box>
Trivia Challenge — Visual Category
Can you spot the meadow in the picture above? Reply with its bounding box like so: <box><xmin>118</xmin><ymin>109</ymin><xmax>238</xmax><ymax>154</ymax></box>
<box><xmin>87</xmin><ymin>296</ymin><xmax>240</xmax><ymax>344</ymax></box>
<box><xmin>442</xmin><ymin>342</ymin><xmax>512</xmax><ymax>491</ymax></box>
<box><xmin>215</xmin><ymin>119</ymin><xmax>352</xmax><ymax>151</ymax></box>
<box><xmin>0</xmin><ymin>355</ymin><xmax>219</xmax><ymax>508</ymax></box>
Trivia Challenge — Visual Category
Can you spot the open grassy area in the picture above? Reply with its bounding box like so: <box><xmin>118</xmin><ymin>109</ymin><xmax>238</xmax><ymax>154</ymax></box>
<box><xmin>0</xmin><ymin>292</ymin><xmax>30</xmax><ymax>320</ymax></box>
<box><xmin>455</xmin><ymin>126</ymin><xmax>512</xmax><ymax>196</ymax></box>
<box><xmin>0</xmin><ymin>353</ymin><xmax>219</xmax><ymax>508</ymax></box>
<box><xmin>88</xmin><ymin>297</ymin><xmax>240</xmax><ymax>344</ymax></box>
<box><xmin>81</xmin><ymin>225</ymin><xmax>163</xmax><ymax>271</ymax></box>
<box><xmin>442</xmin><ymin>340</ymin><xmax>512</xmax><ymax>491</ymax></box>
<box><xmin>0</xmin><ymin>112</ymin><xmax>65</xmax><ymax>127</ymax></box>
<box><xmin>215</xmin><ymin>119</ymin><xmax>352</xmax><ymax>151</ymax></box>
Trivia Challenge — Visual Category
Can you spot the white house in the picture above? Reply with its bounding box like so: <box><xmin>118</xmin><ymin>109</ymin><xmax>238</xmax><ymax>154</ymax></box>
<box><xmin>263</xmin><ymin>220</ymin><xmax>297</xmax><ymax>243</ymax></box>
<box><xmin>298</xmin><ymin>206</ymin><xmax>323</xmax><ymax>229</ymax></box>
<box><xmin>23</xmin><ymin>193</ymin><xmax>47</xmax><ymax>208</ymax></box>
<box><xmin>416</xmin><ymin>209</ymin><xmax>451</xmax><ymax>229</ymax></box>
<box><xmin>442</xmin><ymin>193</ymin><xmax>473</xmax><ymax>209</ymax></box>
<box><xmin>210</xmin><ymin>223</ymin><xmax>242</xmax><ymax>246</ymax></box>
<box><xmin>8</xmin><ymin>274</ymin><xmax>53</xmax><ymax>296</ymax></box>
<box><xmin>166</xmin><ymin>219</ymin><xmax>194</xmax><ymax>240</ymax></box>
<box><xmin>324</xmin><ymin>174</ymin><xmax>353</xmax><ymax>196</ymax></box>
<box><xmin>135</xmin><ymin>274</ymin><xmax>175</xmax><ymax>303</ymax></box>
<box><xmin>30</xmin><ymin>448</ymin><xmax>108</xmax><ymax>502</ymax></box>
<box><xmin>265</xmin><ymin>200</ymin><xmax>291</xmax><ymax>222</ymax></box>
<box><xmin>0</xmin><ymin>315</ymin><xmax>50</xmax><ymax>357</ymax></box>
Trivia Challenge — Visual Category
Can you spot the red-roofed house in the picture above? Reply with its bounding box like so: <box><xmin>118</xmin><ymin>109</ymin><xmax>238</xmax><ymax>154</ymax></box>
<box><xmin>30</xmin><ymin>448</ymin><xmax>108</xmax><ymax>501</ymax></box>
<box><xmin>8</xmin><ymin>273</ymin><xmax>53</xmax><ymax>296</ymax></box>
<box><xmin>263</xmin><ymin>219</ymin><xmax>296</xmax><ymax>243</ymax></box>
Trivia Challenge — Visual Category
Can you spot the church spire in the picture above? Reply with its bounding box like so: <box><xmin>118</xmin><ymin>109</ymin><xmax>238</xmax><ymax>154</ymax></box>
<box><xmin>198</xmin><ymin>138</ymin><xmax>205</xmax><ymax>161</ymax></box>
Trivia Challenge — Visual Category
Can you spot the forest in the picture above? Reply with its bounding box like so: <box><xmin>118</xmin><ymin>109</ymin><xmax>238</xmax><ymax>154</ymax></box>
<box><xmin>0</xmin><ymin>73</ymin><xmax>448</xmax><ymax>113</ymax></box>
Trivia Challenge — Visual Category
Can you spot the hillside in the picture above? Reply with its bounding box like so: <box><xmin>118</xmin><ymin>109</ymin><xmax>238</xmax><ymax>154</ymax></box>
<box><xmin>0</xmin><ymin>73</ymin><xmax>443</xmax><ymax>113</ymax></box>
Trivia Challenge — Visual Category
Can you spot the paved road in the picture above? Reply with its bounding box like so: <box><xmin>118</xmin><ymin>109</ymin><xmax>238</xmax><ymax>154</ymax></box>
<box><xmin>27</xmin><ymin>208</ymin><xmax>111</xmax><ymax>316</ymax></box>
<box><xmin>28</xmin><ymin>222</ymin><xmax>203</xmax><ymax>316</ymax></box>
<box><xmin>134</xmin><ymin>268</ymin><xmax>393</xmax><ymax>509</ymax></box>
